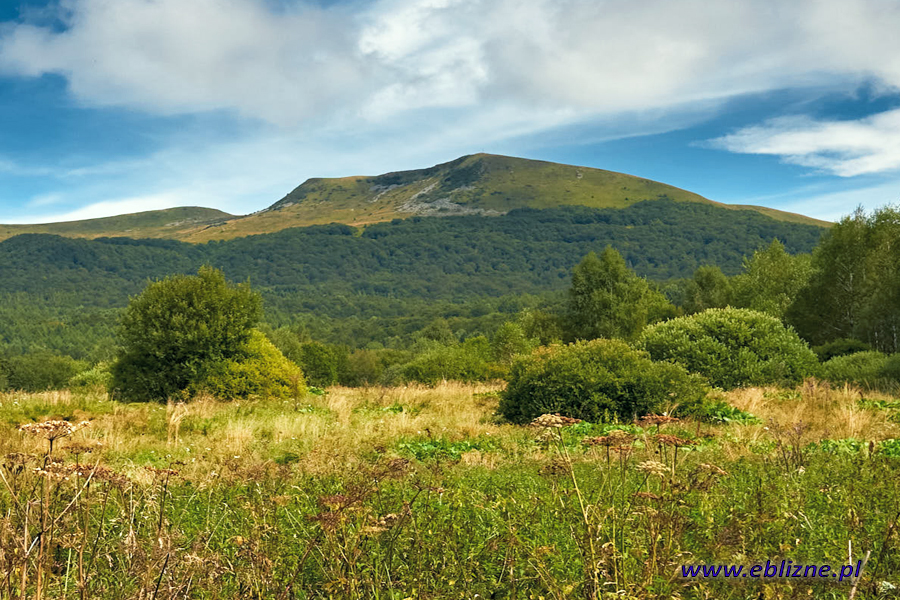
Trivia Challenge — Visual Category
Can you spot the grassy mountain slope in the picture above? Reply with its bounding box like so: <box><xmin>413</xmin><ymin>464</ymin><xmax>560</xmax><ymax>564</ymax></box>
<box><xmin>0</xmin><ymin>207</ymin><xmax>233</xmax><ymax>243</ymax></box>
<box><xmin>0</xmin><ymin>154</ymin><xmax>827</xmax><ymax>243</ymax></box>
<box><xmin>186</xmin><ymin>153</ymin><xmax>827</xmax><ymax>241</ymax></box>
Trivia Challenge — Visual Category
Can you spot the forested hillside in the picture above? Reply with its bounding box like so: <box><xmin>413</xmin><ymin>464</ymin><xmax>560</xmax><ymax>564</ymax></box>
<box><xmin>0</xmin><ymin>200</ymin><xmax>821</xmax><ymax>358</ymax></box>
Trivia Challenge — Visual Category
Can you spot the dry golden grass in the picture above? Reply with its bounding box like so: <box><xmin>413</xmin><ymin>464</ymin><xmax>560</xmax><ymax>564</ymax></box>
<box><xmin>2</xmin><ymin>379</ymin><xmax>897</xmax><ymax>478</ymax></box>
<box><xmin>722</xmin><ymin>379</ymin><xmax>900</xmax><ymax>458</ymax></box>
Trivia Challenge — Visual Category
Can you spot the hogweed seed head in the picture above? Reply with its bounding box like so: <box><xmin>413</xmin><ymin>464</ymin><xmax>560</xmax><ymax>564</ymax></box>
<box><xmin>637</xmin><ymin>460</ymin><xmax>670</xmax><ymax>477</ymax></box>
<box><xmin>531</xmin><ymin>413</ymin><xmax>582</xmax><ymax>428</ymax></box>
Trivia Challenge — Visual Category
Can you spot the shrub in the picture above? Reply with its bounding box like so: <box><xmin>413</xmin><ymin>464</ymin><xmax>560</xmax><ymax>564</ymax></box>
<box><xmin>820</xmin><ymin>351</ymin><xmax>893</xmax><ymax>389</ymax></box>
<box><xmin>499</xmin><ymin>338</ymin><xmax>708</xmax><ymax>424</ymax></box>
<box><xmin>298</xmin><ymin>341</ymin><xmax>343</xmax><ymax>388</ymax></box>
<box><xmin>197</xmin><ymin>330</ymin><xmax>306</xmax><ymax>400</ymax></box>
<box><xmin>111</xmin><ymin>266</ymin><xmax>263</xmax><ymax>402</ymax></box>
<box><xmin>69</xmin><ymin>363</ymin><xmax>113</xmax><ymax>394</ymax></box>
<box><xmin>639</xmin><ymin>308</ymin><xmax>818</xmax><ymax>389</ymax></box>
<box><xmin>400</xmin><ymin>337</ymin><xmax>505</xmax><ymax>385</ymax></box>
<box><xmin>812</xmin><ymin>338</ymin><xmax>873</xmax><ymax>362</ymax></box>
<box><xmin>1</xmin><ymin>352</ymin><xmax>85</xmax><ymax>391</ymax></box>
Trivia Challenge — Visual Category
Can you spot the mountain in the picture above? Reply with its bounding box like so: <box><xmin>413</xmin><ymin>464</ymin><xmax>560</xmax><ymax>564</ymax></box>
<box><xmin>0</xmin><ymin>199</ymin><xmax>824</xmax><ymax>358</ymax></box>
<box><xmin>0</xmin><ymin>207</ymin><xmax>232</xmax><ymax>243</ymax></box>
<box><xmin>0</xmin><ymin>154</ymin><xmax>828</xmax><ymax>243</ymax></box>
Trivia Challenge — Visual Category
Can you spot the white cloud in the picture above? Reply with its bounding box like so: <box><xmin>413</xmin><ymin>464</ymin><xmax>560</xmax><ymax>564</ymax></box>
<box><xmin>2</xmin><ymin>0</ymin><xmax>900</xmax><ymax>128</ymax></box>
<box><xmin>7</xmin><ymin>193</ymin><xmax>186</xmax><ymax>224</ymax></box>
<box><xmin>778</xmin><ymin>180</ymin><xmax>900</xmax><ymax>222</ymax></box>
<box><xmin>710</xmin><ymin>109</ymin><xmax>900</xmax><ymax>177</ymax></box>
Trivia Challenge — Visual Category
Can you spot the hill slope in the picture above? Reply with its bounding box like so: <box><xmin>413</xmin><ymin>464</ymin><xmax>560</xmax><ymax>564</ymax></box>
<box><xmin>0</xmin><ymin>207</ymin><xmax>232</xmax><ymax>242</ymax></box>
<box><xmin>0</xmin><ymin>200</ymin><xmax>823</xmax><ymax>357</ymax></box>
<box><xmin>0</xmin><ymin>154</ymin><xmax>827</xmax><ymax>243</ymax></box>
<box><xmin>190</xmin><ymin>154</ymin><xmax>826</xmax><ymax>241</ymax></box>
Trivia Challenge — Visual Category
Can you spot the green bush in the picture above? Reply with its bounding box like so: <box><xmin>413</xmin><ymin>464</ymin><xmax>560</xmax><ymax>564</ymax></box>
<box><xmin>0</xmin><ymin>352</ymin><xmax>85</xmax><ymax>392</ymax></box>
<box><xmin>820</xmin><ymin>351</ymin><xmax>895</xmax><ymax>390</ymax></box>
<box><xmin>197</xmin><ymin>330</ymin><xmax>306</xmax><ymax>400</ymax></box>
<box><xmin>69</xmin><ymin>362</ymin><xmax>113</xmax><ymax>393</ymax></box>
<box><xmin>298</xmin><ymin>341</ymin><xmax>344</xmax><ymax>388</ymax></box>
<box><xmin>499</xmin><ymin>338</ymin><xmax>708</xmax><ymax>424</ymax></box>
<box><xmin>812</xmin><ymin>338</ymin><xmax>873</xmax><ymax>362</ymax></box>
<box><xmin>400</xmin><ymin>337</ymin><xmax>505</xmax><ymax>385</ymax></box>
<box><xmin>111</xmin><ymin>266</ymin><xmax>263</xmax><ymax>402</ymax></box>
<box><xmin>639</xmin><ymin>308</ymin><xmax>817</xmax><ymax>389</ymax></box>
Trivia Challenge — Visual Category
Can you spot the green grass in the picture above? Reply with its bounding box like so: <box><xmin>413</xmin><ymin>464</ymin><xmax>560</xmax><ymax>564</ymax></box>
<box><xmin>0</xmin><ymin>383</ymin><xmax>897</xmax><ymax>598</ymax></box>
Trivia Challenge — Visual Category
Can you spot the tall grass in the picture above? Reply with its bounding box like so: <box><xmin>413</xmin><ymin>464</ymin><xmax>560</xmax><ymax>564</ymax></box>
<box><xmin>0</xmin><ymin>381</ymin><xmax>898</xmax><ymax>598</ymax></box>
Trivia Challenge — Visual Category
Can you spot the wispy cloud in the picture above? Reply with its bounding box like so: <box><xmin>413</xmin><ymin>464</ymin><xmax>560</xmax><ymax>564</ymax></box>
<box><xmin>4</xmin><ymin>193</ymin><xmax>186</xmax><ymax>224</ymax></box>
<box><xmin>777</xmin><ymin>180</ymin><xmax>900</xmax><ymax>222</ymax></box>
<box><xmin>709</xmin><ymin>109</ymin><xmax>900</xmax><ymax>177</ymax></box>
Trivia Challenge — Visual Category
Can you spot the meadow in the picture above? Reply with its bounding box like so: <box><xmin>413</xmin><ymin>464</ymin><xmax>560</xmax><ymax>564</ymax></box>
<box><xmin>1</xmin><ymin>381</ymin><xmax>899</xmax><ymax>599</ymax></box>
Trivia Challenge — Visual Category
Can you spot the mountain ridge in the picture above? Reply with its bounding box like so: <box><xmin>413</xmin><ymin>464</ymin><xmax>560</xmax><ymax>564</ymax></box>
<box><xmin>0</xmin><ymin>154</ymin><xmax>829</xmax><ymax>243</ymax></box>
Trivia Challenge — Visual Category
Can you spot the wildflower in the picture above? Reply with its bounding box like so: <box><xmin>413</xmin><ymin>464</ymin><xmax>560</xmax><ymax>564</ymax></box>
<box><xmin>583</xmin><ymin>430</ymin><xmax>636</xmax><ymax>448</ymax></box>
<box><xmin>531</xmin><ymin>413</ymin><xmax>582</xmax><ymax>428</ymax></box>
<box><xmin>637</xmin><ymin>460</ymin><xmax>669</xmax><ymax>477</ymax></box>
<box><xmin>18</xmin><ymin>420</ymin><xmax>90</xmax><ymax>451</ymax></box>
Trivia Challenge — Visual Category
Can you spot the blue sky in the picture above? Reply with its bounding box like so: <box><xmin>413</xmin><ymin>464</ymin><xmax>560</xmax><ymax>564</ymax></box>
<box><xmin>2</xmin><ymin>0</ymin><xmax>900</xmax><ymax>224</ymax></box>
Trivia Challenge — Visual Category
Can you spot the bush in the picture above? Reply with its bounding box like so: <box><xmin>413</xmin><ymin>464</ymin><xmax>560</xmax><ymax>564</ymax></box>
<box><xmin>820</xmin><ymin>351</ymin><xmax>893</xmax><ymax>389</ymax></box>
<box><xmin>197</xmin><ymin>330</ymin><xmax>306</xmax><ymax>400</ymax></box>
<box><xmin>1</xmin><ymin>352</ymin><xmax>85</xmax><ymax>391</ymax></box>
<box><xmin>499</xmin><ymin>338</ymin><xmax>708</xmax><ymax>424</ymax></box>
<box><xmin>69</xmin><ymin>363</ymin><xmax>113</xmax><ymax>394</ymax></box>
<box><xmin>639</xmin><ymin>308</ymin><xmax>817</xmax><ymax>389</ymax></box>
<box><xmin>298</xmin><ymin>341</ymin><xmax>344</xmax><ymax>388</ymax></box>
<box><xmin>400</xmin><ymin>337</ymin><xmax>505</xmax><ymax>385</ymax></box>
<box><xmin>812</xmin><ymin>338</ymin><xmax>873</xmax><ymax>362</ymax></box>
<box><xmin>111</xmin><ymin>266</ymin><xmax>263</xmax><ymax>402</ymax></box>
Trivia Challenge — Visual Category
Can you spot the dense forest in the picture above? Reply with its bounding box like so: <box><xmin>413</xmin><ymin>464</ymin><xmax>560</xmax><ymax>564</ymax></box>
<box><xmin>0</xmin><ymin>199</ymin><xmax>821</xmax><ymax>361</ymax></box>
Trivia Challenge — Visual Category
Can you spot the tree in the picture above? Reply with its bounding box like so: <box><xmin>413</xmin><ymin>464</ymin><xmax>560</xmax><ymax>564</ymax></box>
<box><xmin>566</xmin><ymin>247</ymin><xmax>674</xmax><ymax>341</ymax></box>
<box><xmin>682</xmin><ymin>266</ymin><xmax>732</xmax><ymax>314</ymax></box>
<box><xmin>732</xmin><ymin>239</ymin><xmax>811</xmax><ymax>319</ymax></box>
<box><xmin>111</xmin><ymin>266</ymin><xmax>264</xmax><ymax>402</ymax></box>
<box><xmin>788</xmin><ymin>206</ymin><xmax>900</xmax><ymax>351</ymax></box>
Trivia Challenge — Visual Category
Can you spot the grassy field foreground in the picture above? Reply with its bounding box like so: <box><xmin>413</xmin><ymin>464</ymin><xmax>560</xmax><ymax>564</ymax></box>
<box><xmin>1</xmin><ymin>382</ymin><xmax>899</xmax><ymax>599</ymax></box>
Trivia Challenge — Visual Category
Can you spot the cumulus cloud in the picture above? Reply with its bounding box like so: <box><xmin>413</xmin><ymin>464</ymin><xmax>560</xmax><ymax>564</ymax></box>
<box><xmin>710</xmin><ymin>109</ymin><xmax>900</xmax><ymax>176</ymax></box>
<box><xmin>2</xmin><ymin>0</ymin><xmax>900</xmax><ymax>128</ymax></box>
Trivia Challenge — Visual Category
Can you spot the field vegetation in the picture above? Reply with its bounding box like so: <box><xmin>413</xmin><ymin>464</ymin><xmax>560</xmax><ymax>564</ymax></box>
<box><xmin>1</xmin><ymin>380</ymin><xmax>899</xmax><ymax>599</ymax></box>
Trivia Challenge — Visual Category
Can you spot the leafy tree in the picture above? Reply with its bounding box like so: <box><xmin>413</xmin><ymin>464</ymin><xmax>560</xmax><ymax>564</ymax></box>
<box><xmin>417</xmin><ymin>318</ymin><xmax>458</xmax><ymax>345</ymax></box>
<box><xmin>682</xmin><ymin>265</ymin><xmax>732</xmax><ymax>314</ymax></box>
<box><xmin>788</xmin><ymin>209</ymin><xmax>872</xmax><ymax>346</ymax></box>
<box><xmin>732</xmin><ymin>239</ymin><xmax>811</xmax><ymax>319</ymax></box>
<box><xmin>789</xmin><ymin>206</ymin><xmax>900</xmax><ymax>352</ymax></box>
<box><xmin>111</xmin><ymin>266</ymin><xmax>264</xmax><ymax>402</ymax></box>
<box><xmin>566</xmin><ymin>247</ymin><xmax>674</xmax><ymax>341</ymax></box>
<box><xmin>298</xmin><ymin>341</ymin><xmax>342</xmax><ymax>388</ymax></box>
<box><xmin>491</xmin><ymin>322</ymin><xmax>538</xmax><ymax>366</ymax></box>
